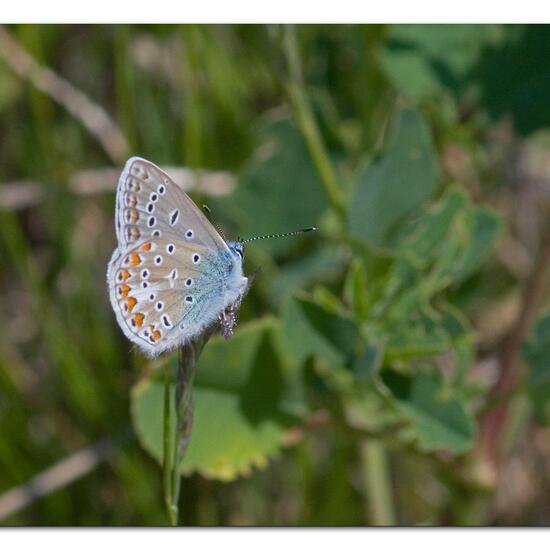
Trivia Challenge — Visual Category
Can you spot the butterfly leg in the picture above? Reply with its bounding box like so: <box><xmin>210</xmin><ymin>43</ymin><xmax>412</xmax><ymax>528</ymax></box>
<box><xmin>219</xmin><ymin>309</ymin><xmax>237</xmax><ymax>339</ymax></box>
<box><xmin>218</xmin><ymin>272</ymin><xmax>255</xmax><ymax>339</ymax></box>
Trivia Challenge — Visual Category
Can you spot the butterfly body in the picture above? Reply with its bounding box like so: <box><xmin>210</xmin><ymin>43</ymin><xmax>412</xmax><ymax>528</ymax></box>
<box><xmin>107</xmin><ymin>157</ymin><xmax>248</xmax><ymax>357</ymax></box>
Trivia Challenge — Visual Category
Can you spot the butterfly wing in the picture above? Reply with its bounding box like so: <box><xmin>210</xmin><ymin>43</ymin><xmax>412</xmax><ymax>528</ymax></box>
<box><xmin>108</xmin><ymin>237</ymin><xmax>239</xmax><ymax>356</ymax></box>
<box><xmin>115</xmin><ymin>156</ymin><xmax>229</xmax><ymax>252</ymax></box>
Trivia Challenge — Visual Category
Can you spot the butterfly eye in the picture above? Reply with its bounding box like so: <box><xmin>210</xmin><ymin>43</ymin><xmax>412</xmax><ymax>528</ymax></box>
<box><xmin>192</xmin><ymin>253</ymin><xmax>200</xmax><ymax>264</ymax></box>
<box><xmin>148</xmin><ymin>216</ymin><xmax>156</xmax><ymax>228</ymax></box>
<box><xmin>150</xmin><ymin>192</ymin><xmax>158</xmax><ymax>202</ymax></box>
<box><xmin>147</xmin><ymin>202</ymin><xmax>155</xmax><ymax>213</ymax></box>
<box><xmin>141</xmin><ymin>269</ymin><xmax>150</xmax><ymax>279</ymax></box>
<box><xmin>166</xmin><ymin>244</ymin><xmax>175</xmax><ymax>254</ymax></box>
<box><xmin>185</xmin><ymin>295</ymin><xmax>194</xmax><ymax>304</ymax></box>
<box><xmin>154</xmin><ymin>255</ymin><xmax>163</xmax><ymax>265</ymax></box>
<box><xmin>185</xmin><ymin>229</ymin><xmax>194</xmax><ymax>239</ymax></box>
<box><xmin>158</xmin><ymin>184</ymin><xmax>166</xmax><ymax>195</ymax></box>
<box><xmin>152</xmin><ymin>229</ymin><xmax>161</xmax><ymax>237</ymax></box>
<box><xmin>185</xmin><ymin>278</ymin><xmax>193</xmax><ymax>287</ymax></box>
<box><xmin>156</xmin><ymin>301</ymin><xmax>164</xmax><ymax>311</ymax></box>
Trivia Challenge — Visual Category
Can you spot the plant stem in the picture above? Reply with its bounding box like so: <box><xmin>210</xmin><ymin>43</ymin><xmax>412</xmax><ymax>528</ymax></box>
<box><xmin>169</xmin><ymin>342</ymin><xmax>201</xmax><ymax>525</ymax></box>
<box><xmin>282</xmin><ymin>25</ymin><xmax>346</xmax><ymax>217</ymax></box>
<box><xmin>162</xmin><ymin>359</ymin><xmax>176</xmax><ymax>525</ymax></box>
<box><xmin>360</xmin><ymin>440</ymin><xmax>396</xmax><ymax>525</ymax></box>
<box><xmin>478</xmin><ymin>227</ymin><xmax>550</xmax><ymax>475</ymax></box>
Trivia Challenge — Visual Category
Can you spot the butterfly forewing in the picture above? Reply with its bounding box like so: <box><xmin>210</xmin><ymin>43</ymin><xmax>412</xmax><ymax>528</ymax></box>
<box><xmin>115</xmin><ymin>157</ymin><xmax>229</xmax><ymax>251</ymax></box>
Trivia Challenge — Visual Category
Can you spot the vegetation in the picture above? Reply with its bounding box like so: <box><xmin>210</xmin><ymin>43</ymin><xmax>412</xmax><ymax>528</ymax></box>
<box><xmin>0</xmin><ymin>24</ymin><xmax>549</xmax><ymax>526</ymax></box>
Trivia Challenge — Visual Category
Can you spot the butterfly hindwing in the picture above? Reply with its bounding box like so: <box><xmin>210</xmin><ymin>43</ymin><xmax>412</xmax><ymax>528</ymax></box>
<box><xmin>108</xmin><ymin>237</ymin><xmax>236</xmax><ymax>355</ymax></box>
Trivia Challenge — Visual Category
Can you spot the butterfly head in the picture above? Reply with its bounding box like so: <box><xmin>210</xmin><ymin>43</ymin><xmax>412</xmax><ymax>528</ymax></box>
<box><xmin>228</xmin><ymin>240</ymin><xmax>244</xmax><ymax>261</ymax></box>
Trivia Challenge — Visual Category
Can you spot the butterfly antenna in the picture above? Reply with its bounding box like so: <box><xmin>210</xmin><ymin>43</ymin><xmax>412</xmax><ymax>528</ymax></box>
<box><xmin>241</xmin><ymin>226</ymin><xmax>318</xmax><ymax>244</ymax></box>
<box><xmin>202</xmin><ymin>204</ymin><xmax>227</xmax><ymax>242</ymax></box>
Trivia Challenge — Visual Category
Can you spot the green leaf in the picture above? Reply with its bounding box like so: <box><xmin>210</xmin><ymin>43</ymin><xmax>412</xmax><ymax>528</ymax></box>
<box><xmin>269</xmin><ymin>245</ymin><xmax>347</xmax><ymax>307</ymax></box>
<box><xmin>382</xmin><ymin>370</ymin><xmax>476</xmax><ymax>453</ymax></box>
<box><xmin>353</xmin><ymin>341</ymin><xmax>384</xmax><ymax>379</ymax></box>
<box><xmin>389</xmin><ymin>187</ymin><xmax>500</xmax><ymax>294</ymax></box>
<box><xmin>343</xmin><ymin>257</ymin><xmax>370</xmax><ymax>321</ymax></box>
<box><xmin>399</xmin><ymin>187</ymin><xmax>468</xmax><ymax>264</ymax></box>
<box><xmin>131</xmin><ymin>318</ymin><xmax>306</xmax><ymax>481</ymax></box>
<box><xmin>439</xmin><ymin>304</ymin><xmax>475</xmax><ymax>382</ymax></box>
<box><xmin>281</xmin><ymin>295</ymin><xmax>359</xmax><ymax>367</ymax></box>
<box><xmin>379</xmin><ymin>24</ymin><xmax>498</xmax><ymax>98</ymax></box>
<box><xmin>522</xmin><ymin>313</ymin><xmax>550</xmax><ymax>425</ymax></box>
<box><xmin>453</xmin><ymin>206</ymin><xmax>501</xmax><ymax>283</ymax></box>
<box><xmin>385</xmin><ymin>322</ymin><xmax>451</xmax><ymax>360</ymax></box>
<box><xmin>348</xmin><ymin>109</ymin><xmax>438</xmax><ymax>250</ymax></box>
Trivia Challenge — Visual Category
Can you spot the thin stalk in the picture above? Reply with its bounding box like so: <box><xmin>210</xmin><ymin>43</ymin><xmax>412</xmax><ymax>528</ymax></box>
<box><xmin>162</xmin><ymin>359</ymin><xmax>176</xmax><ymax>525</ymax></box>
<box><xmin>168</xmin><ymin>341</ymin><xmax>201</xmax><ymax>525</ymax></box>
<box><xmin>113</xmin><ymin>26</ymin><xmax>139</xmax><ymax>151</ymax></box>
<box><xmin>181</xmin><ymin>26</ymin><xmax>203</xmax><ymax>169</ymax></box>
<box><xmin>479</xmin><ymin>225</ymin><xmax>550</xmax><ymax>472</ymax></box>
<box><xmin>282</xmin><ymin>25</ymin><xmax>346</xmax><ymax>216</ymax></box>
<box><xmin>360</xmin><ymin>440</ymin><xmax>396</xmax><ymax>526</ymax></box>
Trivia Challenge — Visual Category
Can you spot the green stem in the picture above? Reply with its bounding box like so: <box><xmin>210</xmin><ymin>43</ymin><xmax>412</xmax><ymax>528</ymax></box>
<box><xmin>162</xmin><ymin>360</ymin><xmax>176</xmax><ymax>526</ymax></box>
<box><xmin>360</xmin><ymin>440</ymin><xmax>396</xmax><ymax>525</ymax></box>
<box><xmin>282</xmin><ymin>25</ymin><xmax>346</xmax><ymax>216</ymax></box>
<box><xmin>169</xmin><ymin>344</ymin><xmax>199</xmax><ymax>525</ymax></box>
<box><xmin>181</xmin><ymin>26</ymin><xmax>203</xmax><ymax>169</ymax></box>
<box><xmin>162</xmin><ymin>325</ymin><xmax>217</xmax><ymax>525</ymax></box>
<box><xmin>113</xmin><ymin>26</ymin><xmax>139</xmax><ymax>151</ymax></box>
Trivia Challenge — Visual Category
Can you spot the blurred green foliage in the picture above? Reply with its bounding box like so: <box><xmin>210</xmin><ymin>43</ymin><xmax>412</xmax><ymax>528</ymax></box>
<box><xmin>1</xmin><ymin>24</ymin><xmax>550</xmax><ymax>526</ymax></box>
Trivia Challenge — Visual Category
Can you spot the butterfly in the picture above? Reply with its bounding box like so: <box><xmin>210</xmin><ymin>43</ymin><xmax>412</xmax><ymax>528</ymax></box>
<box><xmin>107</xmin><ymin>157</ymin><xmax>316</xmax><ymax>357</ymax></box>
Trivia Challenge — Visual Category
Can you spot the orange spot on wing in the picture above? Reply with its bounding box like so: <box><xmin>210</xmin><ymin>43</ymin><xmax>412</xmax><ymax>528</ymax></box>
<box><xmin>122</xmin><ymin>270</ymin><xmax>130</xmax><ymax>281</ymax></box>
<box><xmin>130</xmin><ymin>254</ymin><xmax>141</xmax><ymax>266</ymax></box>
<box><xmin>140</xmin><ymin>242</ymin><xmax>151</xmax><ymax>252</ymax></box>
<box><xmin>127</xmin><ymin>297</ymin><xmax>137</xmax><ymax>312</ymax></box>
<box><xmin>130</xmin><ymin>209</ymin><xmax>139</xmax><ymax>222</ymax></box>
<box><xmin>152</xmin><ymin>330</ymin><xmax>161</xmax><ymax>341</ymax></box>
<box><xmin>134</xmin><ymin>313</ymin><xmax>145</xmax><ymax>328</ymax></box>
<box><xmin>120</xmin><ymin>284</ymin><xmax>130</xmax><ymax>297</ymax></box>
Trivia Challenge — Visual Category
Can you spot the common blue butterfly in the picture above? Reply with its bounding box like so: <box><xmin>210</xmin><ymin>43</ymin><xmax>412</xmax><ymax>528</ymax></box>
<box><xmin>107</xmin><ymin>157</ymin><xmax>316</xmax><ymax>357</ymax></box>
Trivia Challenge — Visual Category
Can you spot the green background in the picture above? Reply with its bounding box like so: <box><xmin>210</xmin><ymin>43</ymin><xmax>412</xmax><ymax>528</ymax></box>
<box><xmin>0</xmin><ymin>24</ymin><xmax>549</xmax><ymax>526</ymax></box>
